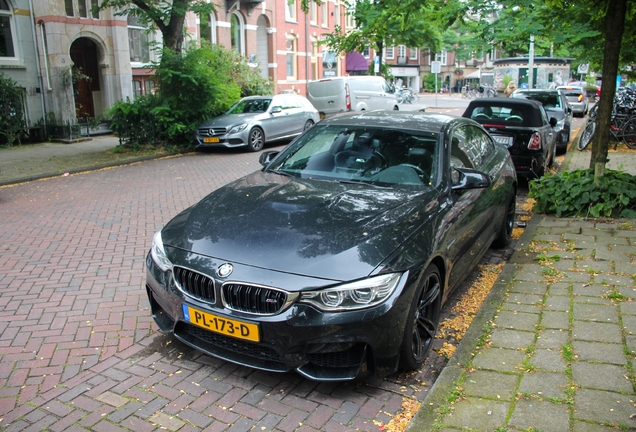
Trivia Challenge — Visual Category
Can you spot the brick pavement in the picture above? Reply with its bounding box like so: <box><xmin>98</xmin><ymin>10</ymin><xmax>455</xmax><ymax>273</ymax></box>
<box><xmin>0</xmin><ymin>148</ymin><xmax>516</xmax><ymax>431</ymax></box>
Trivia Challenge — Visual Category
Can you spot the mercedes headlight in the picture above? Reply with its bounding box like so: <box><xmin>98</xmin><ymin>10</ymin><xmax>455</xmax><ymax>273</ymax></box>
<box><xmin>299</xmin><ymin>273</ymin><xmax>401</xmax><ymax>311</ymax></box>
<box><xmin>228</xmin><ymin>124</ymin><xmax>248</xmax><ymax>134</ymax></box>
<box><xmin>150</xmin><ymin>231</ymin><xmax>173</xmax><ymax>272</ymax></box>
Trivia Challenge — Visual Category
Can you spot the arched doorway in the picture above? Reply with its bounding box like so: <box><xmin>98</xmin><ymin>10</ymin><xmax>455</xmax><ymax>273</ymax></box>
<box><xmin>256</xmin><ymin>16</ymin><xmax>269</xmax><ymax>80</ymax></box>
<box><xmin>69</xmin><ymin>38</ymin><xmax>100</xmax><ymax>119</ymax></box>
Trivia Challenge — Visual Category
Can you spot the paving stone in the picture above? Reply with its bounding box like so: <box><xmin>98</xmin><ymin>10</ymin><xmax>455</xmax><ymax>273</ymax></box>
<box><xmin>620</xmin><ymin>302</ymin><xmax>636</xmax><ymax>316</ymax></box>
<box><xmin>572</xmin><ymin>303</ymin><xmax>619</xmax><ymax>323</ymax></box>
<box><xmin>508</xmin><ymin>399</ymin><xmax>570</xmax><ymax>431</ymax></box>
<box><xmin>617</xmin><ymin>285</ymin><xmax>636</xmax><ymax>300</ymax></box>
<box><xmin>621</xmin><ymin>315</ymin><xmax>636</xmax><ymax>335</ymax></box>
<box><xmin>518</xmin><ymin>371</ymin><xmax>569</xmax><ymax>399</ymax></box>
<box><xmin>440</xmin><ymin>397</ymin><xmax>509</xmax><ymax>431</ymax></box>
<box><xmin>535</xmin><ymin>329</ymin><xmax>570</xmax><ymax>349</ymax></box>
<box><xmin>490</xmin><ymin>329</ymin><xmax>536</xmax><ymax>350</ymax></box>
<box><xmin>572</xmin><ymin>321</ymin><xmax>623</xmax><ymax>343</ymax></box>
<box><xmin>559</xmin><ymin>270</ymin><xmax>594</xmax><ymax>283</ymax></box>
<box><xmin>471</xmin><ymin>348</ymin><xmax>527</xmax><ymax>373</ymax></box>
<box><xmin>574</xmin><ymin>388</ymin><xmax>636</xmax><ymax>426</ymax></box>
<box><xmin>493</xmin><ymin>310</ymin><xmax>540</xmax><ymax>331</ymax></box>
<box><xmin>548</xmin><ymin>282</ymin><xmax>571</xmax><ymax>296</ymax></box>
<box><xmin>509</xmin><ymin>280</ymin><xmax>549</xmax><ymax>295</ymax></box>
<box><xmin>541</xmin><ymin>311</ymin><xmax>569</xmax><ymax>329</ymax></box>
<box><xmin>462</xmin><ymin>370</ymin><xmax>519</xmax><ymax>400</ymax></box>
<box><xmin>572</xmin><ymin>341</ymin><xmax>627</xmax><ymax>365</ymax></box>
<box><xmin>505</xmin><ymin>292</ymin><xmax>544</xmax><ymax>305</ymax></box>
<box><xmin>572</xmin><ymin>421</ymin><xmax>623</xmax><ymax>432</ymax></box>
<box><xmin>572</xmin><ymin>283</ymin><xmax>608</xmax><ymax>297</ymax></box>
<box><xmin>529</xmin><ymin>349</ymin><xmax>568</xmax><ymax>372</ymax></box>
<box><xmin>544</xmin><ymin>295</ymin><xmax>571</xmax><ymax>312</ymax></box>
<box><xmin>614</xmin><ymin>262</ymin><xmax>636</xmax><ymax>276</ymax></box>
<box><xmin>571</xmin><ymin>362</ymin><xmax>633</xmax><ymax>392</ymax></box>
<box><xmin>573</xmin><ymin>295</ymin><xmax>612</xmax><ymax>305</ymax></box>
<box><xmin>500</xmin><ymin>302</ymin><xmax>540</xmax><ymax>314</ymax></box>
<box><xmin>577</xmin><ymin>260</ymin><xmax>613</xmax><ymax>273</ymax></box>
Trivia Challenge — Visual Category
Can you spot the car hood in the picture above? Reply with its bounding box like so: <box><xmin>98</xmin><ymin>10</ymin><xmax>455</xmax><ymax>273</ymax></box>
<box><xmin>198</xmin><ymin>113</ymin><xmax>262</xmax><ymax>128</ymax></box>
<box><xmin>161</xmin><ymin>171</ymin><xmax>437</xmax><ymax>281</ymax></box>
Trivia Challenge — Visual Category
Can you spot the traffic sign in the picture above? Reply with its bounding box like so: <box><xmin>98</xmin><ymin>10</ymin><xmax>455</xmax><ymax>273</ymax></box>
<box><xmin>431</xmin><ymin>61</ymin><xmax>441</xmax><ymax>74</ymax></box>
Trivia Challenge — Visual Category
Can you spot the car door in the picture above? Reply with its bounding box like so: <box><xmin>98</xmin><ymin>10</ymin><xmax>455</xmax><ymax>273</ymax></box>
<box><xmin>264</xmin><ymin>95</ymin><xmax>292</xmax><ymax>140</ymax></box>
<box><xmin>539</xmin><ymin>105</ymin><xmax>557</xmax><ymax>160</ymax></box>
<box><xmin>445</xmin><ymin>125</ymin><xmax>498</xmax><ymax>290</ymax></box>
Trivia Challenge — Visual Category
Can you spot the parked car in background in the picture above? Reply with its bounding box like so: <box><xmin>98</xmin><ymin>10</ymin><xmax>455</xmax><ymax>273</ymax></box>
<box><xmin>195</xmin><ymin>94</ymin><xmax>320</xmax><ymax>152</ymax></box>
<box><xmin>557</xmin><ymin>85</ymin><xmax>589</xmax><ymax>117</ymax></box>
<box><xmin>510</xmin><ymin>88</ymin><xmax>572</xmax><ymax>153</ymax></box>
<box><xmin>463</xmin><ymin>98</ymin><xmax>558</xmax><ymax>178</ymax></box>
<box><xmin>307</xmin><ymin>76</ymin><xmax>399</xmax><ymax>119</ymax></box>
<box><xmin>146</xmin><ymin>110</ymin><xmax>517</xmax><ymax>381</ymax></box>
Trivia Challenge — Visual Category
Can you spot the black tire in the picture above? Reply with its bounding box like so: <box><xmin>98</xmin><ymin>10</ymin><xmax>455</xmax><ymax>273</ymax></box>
<box><xmin>621</xmin><ymin>119</ymin><xmax>636</xmax><ymax>149</ymax></box>
<box><xmin>578</xmin><ymin>121</ymin><xmax>595</xmax><ymax>151</ymax></box>
<box><xmin>393</xmin><ymin>105</ymin><xmax>399</xmax><ymax>111</ymax></box>
<box><xmin>247</xmin><ymin>127</ymin><xmax>264</xmax><ymax>152</ymax></box>
<box><xmin>303</xmin><ymin>120</ymin><xmax>314</xmax><ymax>131</ymax></box>
<box><xmin>547</xmin><ymin>140</ymin><xmax>557</xmax><ymax>168</ymax></box>
<box><xmin>492</xmin><ymin>191</ymin><xmax>516</xmax><ymax>248</ymax></box>
<box><xmin>399</xmin><ymin>264</ymin><xmax>442</xmax><ymax>371</ymax></box>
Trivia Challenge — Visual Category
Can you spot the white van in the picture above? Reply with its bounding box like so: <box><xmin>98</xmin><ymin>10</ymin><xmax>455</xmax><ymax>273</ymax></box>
<box><xmin>307</xmin><ymin>76</ymin><xmax>399</xmax><ymax>118</ymax></box>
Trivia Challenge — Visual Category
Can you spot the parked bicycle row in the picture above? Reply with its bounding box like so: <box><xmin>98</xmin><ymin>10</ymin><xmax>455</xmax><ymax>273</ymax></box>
<box><xmin>578</xmin><ymin>87</ymin><xmax>636</xmax><ymax>151</ymax></box>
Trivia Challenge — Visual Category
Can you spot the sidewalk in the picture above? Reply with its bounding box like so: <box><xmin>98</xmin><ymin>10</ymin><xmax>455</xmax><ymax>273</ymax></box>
<box><xmin>0</xmin><ymin>135</ymin><xmax>172</xmax><ymax>187</ymax></box>
<box><xmin>410</xmin><ymin>148</ymin><xmax>636</xmax><ymax>431</ymax></box>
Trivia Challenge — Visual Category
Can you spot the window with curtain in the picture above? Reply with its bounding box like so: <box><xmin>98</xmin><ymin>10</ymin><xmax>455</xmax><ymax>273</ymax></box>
<box><xmin>286</xmin><ymin>37</ymin><xmax>297</xmax><ymax>79</ymax></box>
<box><xmin>0</xmin><ymin>0</ymin><xmax>15</xmax><ymax>57</ymax></box>
<box><xmin>231</xmin><ymin>13</ymin><xmax>243</xmax><ymax>54</ymax></box>
<box><xmin>128</xmin><ymin>16</ymin><xmax>150</xmax><ymax>63</ymax></box>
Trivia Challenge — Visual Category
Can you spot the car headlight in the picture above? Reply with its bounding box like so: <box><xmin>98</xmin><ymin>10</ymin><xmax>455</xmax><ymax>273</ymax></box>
<box><xmin>150</xmin><ymin>231</ymin><xmax>173</xmax><ymax>272</ymax></box>
<box><xmin>228</xmin><ymin>124</ymin><xmax>248</xmax><ymax>134</ymax></box>
<box><xmin>299</xmin><ymin>273</ymin><xmax>401</xmax><ymax>311</ymax></box>
<box><xmin>554</xmin><ymin>118</ymin><xmax>565</xmax><ymax>132</ymax></box>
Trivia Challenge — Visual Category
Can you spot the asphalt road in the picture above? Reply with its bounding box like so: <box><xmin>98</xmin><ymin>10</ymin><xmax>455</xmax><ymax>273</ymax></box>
<box><xmin>0</xmin><ymin>105</ymin><xmax>587</xmax><ymax>431</ymax></box>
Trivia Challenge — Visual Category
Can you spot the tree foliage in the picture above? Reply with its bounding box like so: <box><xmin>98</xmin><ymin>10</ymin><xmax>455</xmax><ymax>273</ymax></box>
<box><xmin>0</xmin><ymin>73</ymin><xmax>25</xmax><ymax>146</ymax></box>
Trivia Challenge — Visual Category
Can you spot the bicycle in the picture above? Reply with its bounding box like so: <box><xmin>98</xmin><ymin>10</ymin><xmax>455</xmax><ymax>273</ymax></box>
<box><xmin>578</xmin><ymin>104</ymin><xmax>636</xmax><ymax>150</ymax></box>
<box><xmin>395</xmin><ymin>87</ymin><xmax>419</xmax><ymax>104</ymax></box>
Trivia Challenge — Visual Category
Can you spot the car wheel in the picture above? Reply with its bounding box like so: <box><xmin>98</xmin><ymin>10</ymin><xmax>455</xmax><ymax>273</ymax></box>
<box><xmin>492</xmin><ymin>191</ymin><xmax>516</xmax><ymax>248</ymax></box>
<box><xmin>303</xmin><ymin>120</ymin><xmax>314</xmax><ymax>131</ymax></box>
<box><xmin>547</xmin><ymin>140</ymin><xmax>557</xmax><ymax>167</ymax></box>
<box><xmin>399</xmin><ymin>264</ymin><xmax>442</xmax><ymax>371</ymax></box>
<box><xmin>247</xmin><ymin>127</ymin><xmax>264</xmax><ymax>152</ymax></box>
<box><xmin>393</xmin><ymin>105</ymin><xmax>399</xmax><ymax>111</ymax></box>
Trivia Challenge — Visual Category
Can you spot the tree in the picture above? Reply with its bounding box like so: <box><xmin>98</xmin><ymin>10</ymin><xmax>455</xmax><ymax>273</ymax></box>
<box><xmin>0</xmin><ymin>73</ymin><xmax>25</xmax><ymax>146</ymax></box>
<box><xmin>96</xmin><ymin>0</ymin><xmax>215</xmax><ymax>54</ymax></box>
<box><xmin>316</xmin><ymin>0</ymin><xmax>461</xmax><ymax>73</ymax></box>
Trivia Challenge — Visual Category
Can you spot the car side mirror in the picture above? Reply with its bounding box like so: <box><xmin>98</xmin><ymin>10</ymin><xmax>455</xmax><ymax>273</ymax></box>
<box><xmin>451</xmin><ymin>167</ymin><xmax>491</xmax><ymax>191</ymax></box>
<box><xmin>549</xmin><ymin>117</ymin><xmax>558</xmax><ymax>128</ymax></box>
<box><xmin>270</xmin><ymin>107</ymin><xmax>282</xmax><ymax>114</ymax></box>
<box><xmin>259</xmin><ymin>150</ymin><xmax>279</xmax><ymax>167</ymax></box>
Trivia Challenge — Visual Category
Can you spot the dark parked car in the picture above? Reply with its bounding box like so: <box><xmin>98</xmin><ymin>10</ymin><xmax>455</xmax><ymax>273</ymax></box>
<box><xmin>463</xmin><ymin>98</ymin><xmax>558</xmax><ymax>178</ymax></box>
<box><xmin>146</xmin><ymin>111</ymin><xmax>517</xmax><ymax>381</ymax></box>
<box><xmin>195</xmin><ymin>94</ymin><xmax>320</xmax><ymax>152</ymax></box>
<box><xmin>510</xmin><ymin>88</ymin><xmax>572</xmax><ymax>153</ymax></box>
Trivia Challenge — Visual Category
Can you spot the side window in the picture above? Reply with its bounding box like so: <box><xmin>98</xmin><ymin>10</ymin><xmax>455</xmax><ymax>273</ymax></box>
<box><xmin>450</xmin><ymin>127</ymin><xmax>475</xmax><ymax>170</ymax></box>
<box><xmin>471</xmin><ymin>126</ymin><xmax>495</xmax><ymax>168</ymax></box>
<box><xmin>540</xmin><ymin>106</ymin><xmax>550</xmax><ymax>125</ymax></box>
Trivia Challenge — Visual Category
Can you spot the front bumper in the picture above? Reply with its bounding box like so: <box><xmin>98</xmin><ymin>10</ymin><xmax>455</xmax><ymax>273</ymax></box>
<box><xmin>194</xmin><ymin>135</ymin><xmax>247</xmax><ymax>149</ymax></box>
<box><xmin>145</xmin><ymin>253</ymin><xmax>413</xmax><ymax>381</ymax></box>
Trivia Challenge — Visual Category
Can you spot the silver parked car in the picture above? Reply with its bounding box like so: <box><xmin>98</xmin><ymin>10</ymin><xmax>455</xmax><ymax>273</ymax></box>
<box><xmin>556</xmin><ymin>86</ymin><xmax>589</xmax><ymax>117</ymax></box>
<box><xmin>195</xmin><ymin>94</ymin><xmax>321</xmax><ymax>152</ymax></box>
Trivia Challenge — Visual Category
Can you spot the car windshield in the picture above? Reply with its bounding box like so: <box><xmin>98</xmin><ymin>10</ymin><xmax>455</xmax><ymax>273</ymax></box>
<box><xmin>227</xmin><ymin>99</ymin><xmax>272</xmax><ymax>114</ymax></box>
<box><xmin>517</xmin><ymin>92</ymin><xmax>561</xmax><ymax>109</ymax></box>
<box><xmin>267</xmin><ymin>125</ymin><xmax>440</xmax><ymax>188</ymax></box>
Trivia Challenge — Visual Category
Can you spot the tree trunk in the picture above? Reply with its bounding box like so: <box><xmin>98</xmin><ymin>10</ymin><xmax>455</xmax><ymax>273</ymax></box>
<box><xmin>590</xmin><ymin>0</ymin><xmax>627</xmax><ymax>182</ymax></box>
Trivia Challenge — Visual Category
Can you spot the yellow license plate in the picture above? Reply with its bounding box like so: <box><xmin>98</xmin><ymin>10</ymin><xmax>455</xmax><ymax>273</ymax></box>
<box><xmin>203</xmin><ymin>137</ymin><xmax>220</xmax><ymax>143</ymax></box>
<box><xmin>183</xmin><ymin>305</ymin><xmax>260</xmax><ymax>342</ymax></box>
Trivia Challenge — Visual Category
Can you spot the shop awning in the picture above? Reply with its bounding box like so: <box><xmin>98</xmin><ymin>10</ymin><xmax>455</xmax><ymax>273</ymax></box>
<box><xmin>464</xmin><ymin>69</ymin><xmax>481</xmax><ymax>79</ymax></box>
<box><xmin>345</xmin><ymin>52</ymin><xmax>369</xmax><ymax>72</ymax></box>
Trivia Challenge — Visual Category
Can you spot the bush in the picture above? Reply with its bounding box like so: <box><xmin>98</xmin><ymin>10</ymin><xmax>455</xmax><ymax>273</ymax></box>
<box><xmin>422</xmin><ymin>73</ymin><xmax>443</xmax><ymax>92</ymax></box>
<box><xmin>528</xmin><ymin>169</ymin><xmax>636</xmax><ymax>218</ymax></box>
<box><xmin>109</xmin><ymin>44</ymin><xmax>273</xmax><ymax>148</ymax></box>
<box><xmin>0</xmin><ymin>73</ymin><xmax>25</xmax><ymax>146</ymax></box>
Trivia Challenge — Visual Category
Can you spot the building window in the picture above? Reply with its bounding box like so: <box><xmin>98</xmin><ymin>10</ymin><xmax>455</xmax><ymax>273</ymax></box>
<box><xmin>78</xmin><ymin>0</ymin><xmax>87</xmax><ymax>17</ymax></box>
<box><xmin>432</xmin><ymin>50</ymin><xmax>447</xmax><ymax>66</ymax></box>
<box><xmin>311</xmin><ymin>40</ymin><xmax>319</xmax><ymax>80</ymax></box>
<box><xmin>363</xmin><ymin>47</ymin><xmax>369</xmax><ymax>58</ymax></box>
<box><xmin>309</xmin><ymin>1</ymin><xmax>317</xmax><ymax>24</ymax></box>
<box><xmin>286</xmin><ymin>0</ymin><xmax>297</xmax><ymax>22</ymax></box>
<box><xmin>199</xmin><ymin>13</ymin><xmax>216</xmax><ymax>44</ymax></box>
<box><xmin>128</xmin><ymin>16</ymin><xmax>150</xmax><ymax>63</ymax></box>
<box><xmin>286</xmin><ymin>36</ymin><xmax>297</xmax><ymax>79</ymax></box>
<box><xmin>0</xmin><ymin>0</ymin><xmax>15</xmax><ymax>58</ymax></box>
<box><xmin>398</xmin><ymin>45</ymin><xmax>406</xmax><ymax>58</ymax></box>
<box><xmin>409</xmin><ymin>47</ymin><xmax>417</xmax><ymax>60</ymax></box>
<box><xmin>345</xmin><ymin>7</ymin><xmax>355</xmax><ymax>28</ymax></box>
<box><xmin>321</xmin><ymin>1</ymin><xmax>328</xmax><ymax>27</ymax></box>
<box><xmin>145</xmin><ymin>80</ymin><xmax>156</xmax><ymax>95</ymax></box>
<box><xmin>64</xmin><ymin>0</ymin><xmax>74</xmax><ymax>16</ymax></box>
<box><xmin>91</xmin><ymin>0</ymin><xmax>99</xmax><ymax>18</ymax></box>
<box><xmin>231</xmin><ymin>13</ymin><xmax>244</xmax><ymax>55</ymax></box>
<box><xmin>385</xmin><ymin>46</ymin><xmax>394</xmax><ymax>60</ymax></box>
<box><xmin>133</xmin><ymin>80</ymin><xmax>142</xmax><ymax>98</ymax></box>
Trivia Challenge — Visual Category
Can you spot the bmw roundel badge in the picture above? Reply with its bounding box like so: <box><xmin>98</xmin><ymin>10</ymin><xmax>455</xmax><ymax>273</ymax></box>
<box><xmin>216</xmin><ymin>263</ymin><xmax>234</xmax><ymax>278</ymax></box>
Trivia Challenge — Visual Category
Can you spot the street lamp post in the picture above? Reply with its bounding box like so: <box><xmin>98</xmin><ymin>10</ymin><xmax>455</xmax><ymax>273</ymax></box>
<box><xmin>528</xmin><ymin>35</ymin><xmax>534</xmax><ymax>89</ymax></box>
